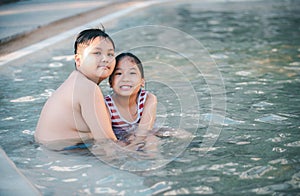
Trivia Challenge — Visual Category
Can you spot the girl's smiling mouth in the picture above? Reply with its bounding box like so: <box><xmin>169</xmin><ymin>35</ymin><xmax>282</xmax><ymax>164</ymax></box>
<box><xmin>120</xmin><ymin>85</ymin><xmax>132</xmax><ymax>90</ymax></box>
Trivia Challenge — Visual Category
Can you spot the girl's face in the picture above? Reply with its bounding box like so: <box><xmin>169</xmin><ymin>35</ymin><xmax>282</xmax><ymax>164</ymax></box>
<box><xmin>111</xmin><ymin>57</ymin><xmax>145</xmax><ymax>97</ymax></box>
<box><xmin>75</xmin><ymin>37</ymin><xmax>115</xmax><ymax>84</ymax></box>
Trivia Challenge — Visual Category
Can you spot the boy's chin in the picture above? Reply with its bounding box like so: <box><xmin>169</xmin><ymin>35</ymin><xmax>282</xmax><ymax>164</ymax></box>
<box><xmin>98</xmin><ymin>71</ymin><xmax>112</xmax><ymax>80</ymax></box>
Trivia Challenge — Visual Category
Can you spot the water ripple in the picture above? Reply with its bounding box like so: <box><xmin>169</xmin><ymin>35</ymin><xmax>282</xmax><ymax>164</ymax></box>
<box><xmin>255</xmin><ymin>114</ymin><xmax>288</xmax><ymax>124</ymax></box>
<box><xmin>39</xmin><ymin>76</ymin><xmax>55</xmax><ymax>81</ymax></box>
<box><xmin>272</xmin><ymin>147</ymin><xmax>287</xmax><ymax>153</ymax></box>
<box><xmin>269</xmin><ymin>158</ymin><xmax>288</xmax><ymax>165</ymax></box>
<box><xmin>164</xmin><ymin>186</ymin><xmax>214</xmax><ymax>195</ymax></box>
<box><xmin>209</xmin><ymin>162</ymin><xmax>239</xmax><ymax>171</ymax></box>
<box><xmin>284</xmin><ymin>66</ymin><xmax>300</xmax><ymax>71</ymax></box>
<box><xmin>22</xmin><ymin>129</ymin><xmax>34</xmax><ymax>135</ymax></box>
<box><xmin>251</xmin><ymin>183</ymin><xmax>292</xmax><ymax>195</ymax></box>
<box><xmin>288</xmin><ymin>172</ymin><xmax>300</xmax><ymax>188</ymax></box>
<box><xmin>191</xmin><ymin>186</ymin><xmax>214</xmax><ymax>194</ymax></box>
<box><xmin>1</xmin><ymin>117</ymin><xmax>13</xmax><ymax>121</ymax></box>
<box><xmin>35</xmin><ymin>161</ymin><xmax>54</xmax><ymax>168</ymax></box>
<box><xmin>95</xmin><ymin>175</ymin><xmax>115</xmax><ymax>185</ymax></box>
<box><xmin>201</xmin><ymin>113</ymin><xmax>245</xmax><ymax>125</ymax></box>
<box><xmin>240</xmin><ymin>165</ymin><xmax>276</xmax><ymax>179</ymax></box>
<box><xmin>40</xmin><ymin>89</ymin><xmax>54</xmax><ymax>97</ymax></box>
<box><xmin>235</xmin><ymin>71</ymin><xmax>252</xmax><ymax>76</ymax></box>
<box><xmin>49</xmin><ymin>62</ymin><xmax>64</xmax><ymax>68</ymax></box>
<box><xmin>10</xmin><ymin>95</ymin><xmax>40</xmax><ymax>103</ymax></box>
<box><xmin>252</xmin><ymin>101</ymin><xmax>273</xmax><ymax>109</ymax></box>
<box><xmin>289</xmin><ymin>62</ymin><xmax>300</xmax><ymax>66</ymax></box>
<box><xmin>142</xmin><ymin>181</ymin><xmax>171</xmax><ymax>195</ymax></box>
<box><xmin>62</xmin><ymin>178</ymin><xmax>78</xmax><ymax>182</ymax></box>
<box><xmin>94</xmin><ymin>187</ymin><xmax>118</xmax><ymax>194</ymax></box>
<box><xmin>49</xmin><ymin>164</ymin><xmax>92</xmax><ymax>172</ymax></box>
<box><xmin>285</xmin><ymin>141</ymin><xmax>300</xmax><ymax>147</ymax></box>
<box><xmin>52</xmin><ymin>55</ymin><xmax>73</xmax><ymax>61</ymax></box>
<box><xmin>210</xmin><ymin>53</ymin><xmax>229</xmax><ymax>59</ymax></box>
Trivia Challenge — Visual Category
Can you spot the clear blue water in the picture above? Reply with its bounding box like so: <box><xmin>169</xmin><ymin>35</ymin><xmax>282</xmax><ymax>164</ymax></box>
<box><xmin>1</xmin><ymin>0</ymin><xmax>300</xmax><ymax>195</ymax></box>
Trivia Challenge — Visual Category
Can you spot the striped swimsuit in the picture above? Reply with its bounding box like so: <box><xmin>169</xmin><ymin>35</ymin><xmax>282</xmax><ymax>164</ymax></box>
<box><xmin>105</xmin><ymin>90</ymin><xmax>148</xmax><ymax>141</ymax></box>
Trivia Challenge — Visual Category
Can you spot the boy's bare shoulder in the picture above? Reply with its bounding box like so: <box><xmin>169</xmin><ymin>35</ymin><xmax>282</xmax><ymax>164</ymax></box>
<box><xmin>72</xmin><ymin>71</ymin><xmax>98</xmax><ymax>90</ymax></box>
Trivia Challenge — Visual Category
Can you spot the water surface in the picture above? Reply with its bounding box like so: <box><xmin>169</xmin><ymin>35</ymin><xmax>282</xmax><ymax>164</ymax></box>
<box><xmin>0</xmin><ymin>0</ymin><xmax>300</xmax><ymax>195</ymax></box>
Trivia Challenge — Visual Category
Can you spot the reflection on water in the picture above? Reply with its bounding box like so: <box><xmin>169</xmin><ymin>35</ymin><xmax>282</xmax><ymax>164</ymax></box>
<box><xmin>1</xmin><ymin>0</ymin><xmax>300</xmax><ymax>195</ymax></box>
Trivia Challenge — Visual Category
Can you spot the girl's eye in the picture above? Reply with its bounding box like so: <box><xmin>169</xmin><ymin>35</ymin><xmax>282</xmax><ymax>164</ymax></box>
<box><xmin>108</xmin><ymin>53</ymin><xmax>115</xmax><ymax>57</ymax></box>
<box><xmin>94</xmin><ymin>52</ymin><xmax>101</xmax><ymax>55</ymax></box>
<box><xmin>115</xmin><ymin>72</ymin><xmax>122</xmax><ymax>75</ymax></box>
<box><xmin>130</xmin><ymin>72</ymin><xmax>137</xmax><ymax>75</ymax></box>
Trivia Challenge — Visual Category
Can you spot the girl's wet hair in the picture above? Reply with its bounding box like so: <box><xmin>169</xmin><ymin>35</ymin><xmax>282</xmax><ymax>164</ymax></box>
<box><xmin>74</xmin><ymin>27</ymin><xmax>115</xmax><ymax>54</ymax></box>
<box><xmin>109</xmin><ymin>52</ymin><xmax>144</xmax><ymax>86</ymax></box>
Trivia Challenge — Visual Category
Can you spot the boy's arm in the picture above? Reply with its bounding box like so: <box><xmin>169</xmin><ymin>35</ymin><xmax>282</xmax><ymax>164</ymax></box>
<box><xmin>136</xmin><ymin>92</ymin><xmax>157</xmax><ymax>136</ymax></box>
<box><xmin>81</xmin><ymin>85</ymin><xmax>117</xmax><ymax>141</ymax></box>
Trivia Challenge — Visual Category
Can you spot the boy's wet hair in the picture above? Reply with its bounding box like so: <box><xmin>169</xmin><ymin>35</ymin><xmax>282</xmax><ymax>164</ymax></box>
<box><xmin>74</xmin><ymin>27</ymin><xmax>115</xmax><ymax>54</ymax></box>
<box><xmin>109</xmin><ymin>52</ymin><xmax>144</xmax><ymax>86</ymax></box>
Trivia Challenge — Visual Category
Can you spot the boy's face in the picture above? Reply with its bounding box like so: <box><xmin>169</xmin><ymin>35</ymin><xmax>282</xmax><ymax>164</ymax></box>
<box><xmin>75</xmin><ymin>37</ymin><xmax>115</xmax><ymax>84</ymax></box>
<box><xmin>111</xmin><ymin>57</ymin><xmax>145</xmax><ymax>97</ymax></box>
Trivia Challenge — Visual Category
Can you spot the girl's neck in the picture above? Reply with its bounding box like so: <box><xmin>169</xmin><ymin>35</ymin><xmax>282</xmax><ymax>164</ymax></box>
<box><xmin>112</xmin><ymin>93</ymin><xmax>137</xmax><ymax>108</ymax></box>
<box><xmin>112</xmin><ymin>93</ymin><xmax>139</xmax><ymax>122</ymax></box>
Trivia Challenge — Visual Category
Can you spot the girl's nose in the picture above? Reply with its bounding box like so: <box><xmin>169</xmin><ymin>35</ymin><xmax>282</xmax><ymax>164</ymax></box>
<box><xmin>122</xmin><ymin>73</ymin><xmax>130</xmax><ymax>81</ymax></box>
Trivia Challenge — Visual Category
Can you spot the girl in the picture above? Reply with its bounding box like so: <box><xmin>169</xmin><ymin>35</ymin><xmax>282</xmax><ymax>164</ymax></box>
<box><xmin>105</xmin><ymin>52</ymin><xmax>157</xmax><ymax>145</ymax></box>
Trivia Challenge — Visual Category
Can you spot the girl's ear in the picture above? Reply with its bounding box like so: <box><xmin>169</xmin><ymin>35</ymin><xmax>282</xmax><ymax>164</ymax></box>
<box><xmin>74</xmin><ymin>54</ymin><xmax>81</xmax><ymax>69</ymax></box>
<box><xmin>141</xmin><ymin>78</ymin><xmax>145</xmax><ymax>87</ymax></box>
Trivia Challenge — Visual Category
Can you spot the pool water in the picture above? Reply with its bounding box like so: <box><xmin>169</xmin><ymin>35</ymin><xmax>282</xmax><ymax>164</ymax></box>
<box><xmin>1</xmin><ymin>0</ymin><xmax>300</xmax><ymax>195</ymax></box>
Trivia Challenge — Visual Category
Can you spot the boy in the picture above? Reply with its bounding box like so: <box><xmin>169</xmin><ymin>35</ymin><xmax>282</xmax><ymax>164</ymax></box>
<box><xmin>35</xmin><ymin>28</ymin><xmax>117</xmax><ymax>150</ymax></box>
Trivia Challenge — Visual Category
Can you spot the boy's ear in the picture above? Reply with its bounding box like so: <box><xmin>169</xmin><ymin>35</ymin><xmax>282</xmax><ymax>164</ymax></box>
<box><xmin>109</xmin><ymin>79</ymin><xmax>112</xmax><ymax>88</ymax></box>
<box><xmin>74</xmin><ymin>54</ymin><xmax>81</xmax><ymax>69</ymax></box>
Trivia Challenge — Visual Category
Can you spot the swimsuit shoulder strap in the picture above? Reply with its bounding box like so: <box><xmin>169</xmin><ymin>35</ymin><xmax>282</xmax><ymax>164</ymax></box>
<box><xmin>137</xmin><ymin>90</ymin><xmax>148</xmax><ymax>117</ymax></box>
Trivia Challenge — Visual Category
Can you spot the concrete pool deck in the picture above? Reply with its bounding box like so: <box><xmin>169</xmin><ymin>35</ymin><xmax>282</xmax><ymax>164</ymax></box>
<box><xmin>0</xmin><ymin>0</ymin><xmax>130</xmax><ymax>56</ymax></box>
<box><xmin>0</xmin><ymin>0</ymin><xmax>114</xmax><ymax>43</ymax></box>
<box><xmin>0</xmin><ymin>0</ymin><xmax>163</xmax><ymax>66</ymax></box>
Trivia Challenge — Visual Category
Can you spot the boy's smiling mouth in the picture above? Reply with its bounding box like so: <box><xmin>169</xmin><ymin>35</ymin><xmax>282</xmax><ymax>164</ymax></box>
<box><xmin>98</xmin><ymin>65</ymin><xmax>110</xmax><ymax>69</ymax></box>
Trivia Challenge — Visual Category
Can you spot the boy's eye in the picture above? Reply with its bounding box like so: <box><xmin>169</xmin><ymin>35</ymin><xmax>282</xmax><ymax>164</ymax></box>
<box><xmin>108</xmin><ymin>53</ymin><xmax>115</xmax><ymax>57</ymax></box>
<box><xmin>130</xmin><ymin>72</ymin><xmax>137</xmax><ymax>75</ymax></box>
<box><xmin>114</xmin><ymin>72</ymin><xmax>122</xmax><ymax>75</ymax></box>
<box><xmin>94</xmin><ymin>52</ymin><xmax>101</xmax><ymax>55</ymax></box>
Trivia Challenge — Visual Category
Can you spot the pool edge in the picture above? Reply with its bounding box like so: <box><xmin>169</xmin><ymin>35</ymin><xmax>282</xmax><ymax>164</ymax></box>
<box><xmin>0</xmin><ymin>148</ymin><xmax>41</xmax><ymax>195</ymax></box>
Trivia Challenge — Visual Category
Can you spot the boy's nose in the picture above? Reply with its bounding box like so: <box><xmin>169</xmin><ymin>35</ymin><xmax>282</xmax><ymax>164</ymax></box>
<box><xmin>101</xmin><ymin>54</ymin><xmax>109</xmax><ymax>62</ymax></box>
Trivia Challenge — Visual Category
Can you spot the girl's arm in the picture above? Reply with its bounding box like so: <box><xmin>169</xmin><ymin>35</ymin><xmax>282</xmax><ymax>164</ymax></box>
<box><xmin>136</xmin><ymin>92</ymin><xmax>157</xmax><ymax>136</ymax></box>
<box><xmin>127</xmin><ymin>92</ymin><xmax>158</xmax><ymax>152</ymax></box>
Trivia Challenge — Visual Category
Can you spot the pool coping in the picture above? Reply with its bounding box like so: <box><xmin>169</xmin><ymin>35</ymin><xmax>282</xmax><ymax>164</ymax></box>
<box><xmin>0</xmin><ymin>148</ymin><xmax>41</xmax><ymax>195</ymax></box>
<box><xmin>0</xmin><ymin>1</ymin><xmax>162</xmax><ymax>67</ymax></box>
